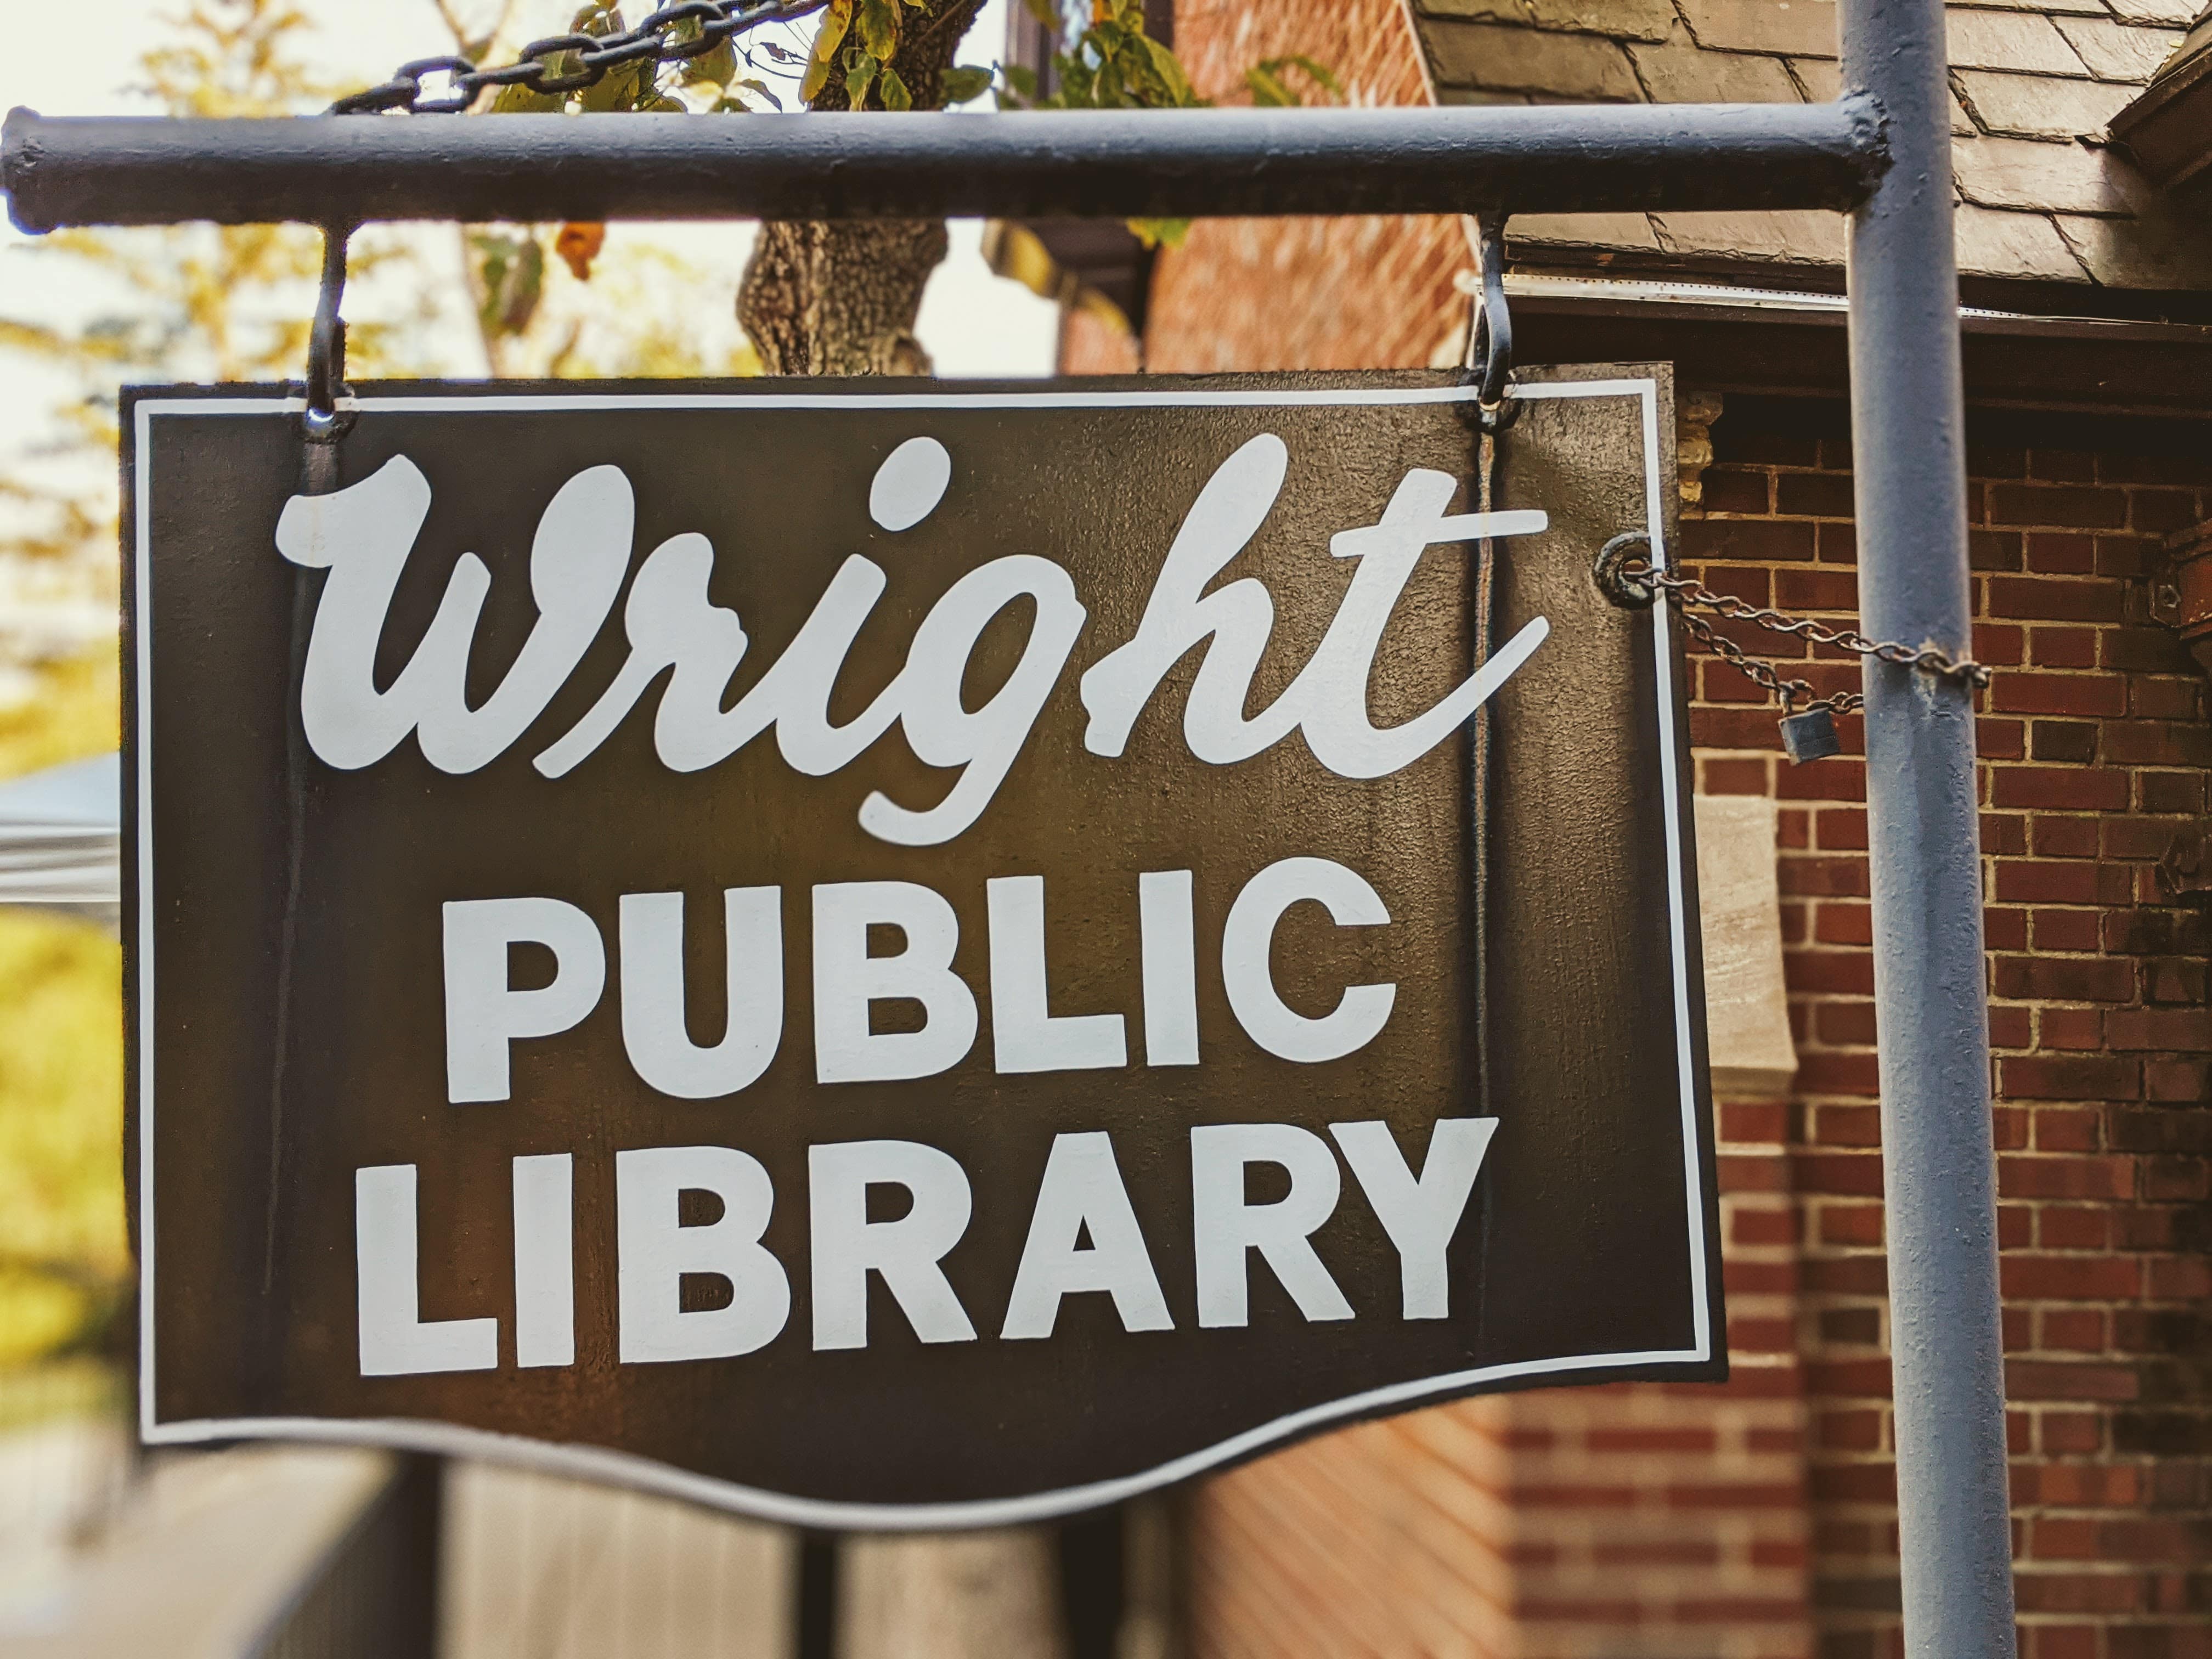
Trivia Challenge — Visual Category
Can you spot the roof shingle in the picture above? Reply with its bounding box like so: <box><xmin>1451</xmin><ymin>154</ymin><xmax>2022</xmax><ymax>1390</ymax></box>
<box><xmin>1408</xmin><ymin>0</ymin><xmax>2208</xmax><ymax>293</ymax></box>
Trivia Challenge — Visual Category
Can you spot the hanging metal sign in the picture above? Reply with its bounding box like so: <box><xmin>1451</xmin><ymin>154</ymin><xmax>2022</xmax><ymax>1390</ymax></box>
<box><xmin>126</xmin><ymin>367</ymin><xmax>1720</xmax><ymax>1527</ymax></box>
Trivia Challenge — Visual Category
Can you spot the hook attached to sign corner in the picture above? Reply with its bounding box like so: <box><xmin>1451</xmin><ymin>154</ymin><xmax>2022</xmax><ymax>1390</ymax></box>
<box><xmin>1462</xmin><ymin>215</ymin><xmax>1516</xmax><ymax>432</ymax></box>
<box><xmin>302</xmin><ymin>222</ymin><xmax>356</xmax><ymax>450</ymax></box>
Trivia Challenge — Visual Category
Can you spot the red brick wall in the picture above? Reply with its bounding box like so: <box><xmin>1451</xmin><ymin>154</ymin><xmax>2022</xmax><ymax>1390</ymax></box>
<box><xmin>1690</xmin><ymin>401</ymin><xmax>2212</xmax><ymax>1659</ymax></box>
<box><xmin>1062</xmin><ymin>0</ymin><xmax>1468</xmax><ymax>377</ymax></box>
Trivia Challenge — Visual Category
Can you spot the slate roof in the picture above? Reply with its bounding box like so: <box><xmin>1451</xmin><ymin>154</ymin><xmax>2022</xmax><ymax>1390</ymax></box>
<box><xmin>1408</xmin><ymin>0</ymin><xmax>2212</xmax><ymax>297</ymax></box>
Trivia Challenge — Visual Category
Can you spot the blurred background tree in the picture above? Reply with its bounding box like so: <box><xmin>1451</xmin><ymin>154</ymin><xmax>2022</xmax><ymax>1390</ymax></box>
<box><xmin>0</xmin><ymin>0</ymin><xmax>775</xmax><ymax>1401</ymax></box>
<box><xmin>0</xmin><ymin>0</ymin><xmax>416</xmax><ymax>1400</ymax></box>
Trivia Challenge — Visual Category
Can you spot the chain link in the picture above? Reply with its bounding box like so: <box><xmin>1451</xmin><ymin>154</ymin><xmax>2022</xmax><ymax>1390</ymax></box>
<box><xmin>1668</xmin><ymin>605</ymin><xmax>1849</xmax><ymax>712</ymax></box>
<box><xmin>332</xmin><ymin>0</ymin><xmax>828</xmax><ymax>115</ymax></box>
<box><xmin>1595</xmin><ymin>535</ymin><xmax>1990</xmax><ymax>716</ymax></box>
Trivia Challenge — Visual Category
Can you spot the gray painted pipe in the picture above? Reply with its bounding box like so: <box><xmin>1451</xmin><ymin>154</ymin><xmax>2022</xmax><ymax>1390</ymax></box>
<box><xmin>1</xmin><ymin>101</ymin><xmax>1886</xmax><ymax>231</ymax></box>
<box><xmin>1841</xmin><ymin>0</ymin><xmax>2019</xmax><ymax>1651</ymax></box>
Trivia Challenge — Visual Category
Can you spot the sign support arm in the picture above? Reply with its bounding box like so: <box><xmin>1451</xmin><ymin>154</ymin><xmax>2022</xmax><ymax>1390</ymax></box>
<box><xmin>1</xmin><ymin>103</ymin><xmax>1884</xmax><ymax>231</ymax></box>
<box><xmin>1842</xmin><ymin>0</ymin><xmax>2018</xmax><ymax>1652</ymax></box>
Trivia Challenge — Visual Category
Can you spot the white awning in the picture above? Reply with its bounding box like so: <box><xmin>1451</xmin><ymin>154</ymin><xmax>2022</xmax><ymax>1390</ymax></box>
<box><xmin>0</xmin><ymin>753</ymin><xmax>120</xmax><ymax>929</ymax></box>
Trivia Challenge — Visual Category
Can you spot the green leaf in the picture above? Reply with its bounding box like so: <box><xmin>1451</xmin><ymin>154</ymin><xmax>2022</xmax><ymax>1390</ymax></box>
<box><xmin>472</xmin><ymin>233</ymin><xmax>545</xmax><ymax>337</ymax></box>
<box><xmin>578</xmin><ymin>58</ymin><xmax>652</xmax><ymax>112</ymax></box>
<box><xmin>681</xmin><ymin>37</ymin><xmax>739</xmax><ymax>87</ymax></box>
<box><xmin>733</xmin><ymin>76</ymin><xmax>783</xmax><ymax>110</ymax></box>
<box><xmin>857</xmin><ymin>0</ymin><xmax>900</xmax><ymax>61</ymax></box>
<box><xmin>940</xmin><ymin>65</ymin><xmax>994</xmax><ymax>104</ymax></box>
<box><xmin>802</xmin><ymin>0</ymin><xmax>855</xmax><ymax>101</ymax></box>
<box><xmin>1020</xmin><ymin>0</ymin><xmax>1060</xmax><ymax>35</ymax></box>
<box><xmin>1127</xmin><ymin>216</ymin><xmax>1190</xmax><ymax>250</ymax></box>
<box><xmin>879</xmin><ymin>64</ymin><xmax>913</xmax><ymax>111</ymax></box>
<box><xmin>1282</xmin><ymin>55</ymin><xmax>1344</xmax><ymax>97</ymax></box>
<box><xmin>1139</xmin><ymin>36</ymin><xmax>1199</xmax><ymax>104</ymax></box>
<box><xmin>1248</xmin><ymin>54</ymin><xmax>1342</xmax><ymax>106</ymax></box>
<box><xmin>844</xmin><ymin>47</ymin><xmax>881</xmax><ymax>107</ymax></box>
<box><xmin>1002</xmin><ymin>61</ymin><xmax>1039</xmax><ymax>98</ymax></box>
<box><xmin>489</xmin><ymin>80</ymin><xmax>567</xmax><ymax>114</ymax></box>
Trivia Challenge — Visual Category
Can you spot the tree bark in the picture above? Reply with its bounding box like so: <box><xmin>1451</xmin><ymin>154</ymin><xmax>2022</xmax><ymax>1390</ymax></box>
<box><xmin>738</xmin><ymin>218</ymin><xmax>947</xmax><ymax>375</ymax></box>
<box><xmin>734</xmin><ymin>0</ymin><xmax>985</xmax><ymax>375</ymax></box>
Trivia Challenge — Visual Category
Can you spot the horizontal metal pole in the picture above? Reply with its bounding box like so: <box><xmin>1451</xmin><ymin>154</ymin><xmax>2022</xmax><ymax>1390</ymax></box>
<box><xmin>3</xmin><ymin>101</ymin><xmax>1884</xmax><ymax>232</ymax></box>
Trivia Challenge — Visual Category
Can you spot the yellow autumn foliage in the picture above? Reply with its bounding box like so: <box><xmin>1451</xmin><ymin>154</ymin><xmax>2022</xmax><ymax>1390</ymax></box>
<box><xmin>0</xmin><ymin>650</ymin><xmax>119</xmax><ymax>781</ymax></box>
<box><xmin>0</xmin><ymin>649</ymin><xmax>126</xmax><ymax>1372</ymax></box>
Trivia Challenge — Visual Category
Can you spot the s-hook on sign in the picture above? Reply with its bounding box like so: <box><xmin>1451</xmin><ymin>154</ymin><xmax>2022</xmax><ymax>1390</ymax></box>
<box><xmin>125</xmin><ymin>367</ymin><xmax>1722</xmax><ymax>1528</ymax></box>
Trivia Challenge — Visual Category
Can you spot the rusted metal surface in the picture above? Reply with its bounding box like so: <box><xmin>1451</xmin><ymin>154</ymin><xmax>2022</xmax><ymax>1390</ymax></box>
<box><xmin>2154</xmin><ymin>518</ymin><xmax>2212</xmax><ymax>677</ymax></box>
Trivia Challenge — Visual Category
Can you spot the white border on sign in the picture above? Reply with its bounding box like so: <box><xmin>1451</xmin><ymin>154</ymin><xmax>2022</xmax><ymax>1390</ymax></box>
<box><xmin>132</xmin><ymin>380</ymin><xmax>1708</xmax><ymax>1531</ymax></box>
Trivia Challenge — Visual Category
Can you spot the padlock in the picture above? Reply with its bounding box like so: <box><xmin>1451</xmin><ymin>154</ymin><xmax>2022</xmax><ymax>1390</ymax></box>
<box><xmin>1779</xmin><ymin>707</ymin><xmax>1842</xmax><ymax>764</ymax></box>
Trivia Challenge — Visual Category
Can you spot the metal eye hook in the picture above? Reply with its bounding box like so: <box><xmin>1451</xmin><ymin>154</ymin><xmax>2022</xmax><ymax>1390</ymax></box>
<box><xmin>303</xmin><ymin>222</ymin><xmax>354</xmax><ymax>443</ymax></box>
<box><xmin>1464</xmin><ymin>213</ymin><xmax>1516</xmax><ymax>431</ymax></box>
<box><xmin>1592</xmin><ymin>531</ymin><xmax>1656</xmax><ymax>608</ymax></box>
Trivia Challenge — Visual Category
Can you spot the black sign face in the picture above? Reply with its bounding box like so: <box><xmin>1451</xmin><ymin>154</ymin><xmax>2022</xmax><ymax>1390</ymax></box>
<box><xmin>126</xmin><ymin>369</ymin><xmax>1721</xmax><ymax>1528</ymax></box>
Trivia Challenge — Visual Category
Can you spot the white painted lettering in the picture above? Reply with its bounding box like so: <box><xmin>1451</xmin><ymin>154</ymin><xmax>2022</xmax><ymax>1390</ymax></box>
<box><xmin>859</xmin><ymin>557</ymin><xmax>1087</xmax><ymax>846</ymax></box>
<box><xmin>533</xmin><ymin>548</ymin><xmax>900</xmax><ymax>781</ymax></box>
<box><xmin>812</xmin><ymin>882</ymin><xmax>979</xmax><ymax>1085</ymax></box>
<box><xmin>869</xmin><ymin>436</ymin><xmax>952</xmax><ymax>532</ymax></box>
<box><xmin>809</xmin><ymin>1140</ymin><xmax>978</xmax><ymax>1351</ymax></box>
<box><xmin>619</xmin><ymin>888</ymin><xmax>783</xmax><ymax>1099</ymax></box>
<box><xmin>1189</xmin><ymin>1124</ymin><xmax>1353</xmax><ymax>1328</ymax></box>
<box><xmin>1330</xmin><ymin>1119</ymin><xmax>1497</xmax><ymax>1319</ymax></box>
<box><xmin>1079</xmin><ymin>435</ymin><xmax>1301</xmax><ymax>765</ymax></box>
<box><xmin>616</xmin><ymin>1146</ymin><xmax>790</xmax><ymax>1363</ymax></box>
<box><xmin>512</xmin><ymin>1153</ymin><xmax>574</xmax><ymax>1368</ymax></box>
<box><xmin>1079</xmin><ymin>435</ymin><xmax>1551</xmax><ymax>775</ymax></box>
<box><xmin>986</xmin><ymin>875</ymin><xmax>1126</xmax><ymax>1074</ymax></box>
<box><xmin>1002</xmin><ymin>1132</ymin><xmax>1172</xmax><ymax>1340</ymax></box>
<box><xmin>276</xmin><ymin>457</ymin><xmax>631</xmax><ymax>774</ymax></box>
<box><xmin>1221</xmin><ymin>858</ymin><xmax>1395</xmax><ymax>1064</ymax></box>
<box><xmin>356</xmin><ymin>1164</ymin><xmax>498</xmax><ymax>1376</ymax></box>
<box><xmin>1295</xmin><ymin>472</ymin><xmax>1550</xmax><ymax>778</ymax></box>
<box><xmin>279</xmin><ymin>441</ymin><xmax>1550</xmax><ymax>848</ymax></box>
<box><xmin>1138</xmin><ymin>870</ymin><xmax>1200</xmax><ymax>1066</ymax></box>
<box><xmin>443</xmin><ymin>897</ymin><xmax>607</xmax><ymax>1104</ymax></box>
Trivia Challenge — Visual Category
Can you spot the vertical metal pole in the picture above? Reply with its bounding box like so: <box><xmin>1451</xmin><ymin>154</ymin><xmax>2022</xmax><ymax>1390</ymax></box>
<box><xmin>1839</xmin><ymin>0</ymin><xmax>2018</xmax><ymax>1653</ymax></box>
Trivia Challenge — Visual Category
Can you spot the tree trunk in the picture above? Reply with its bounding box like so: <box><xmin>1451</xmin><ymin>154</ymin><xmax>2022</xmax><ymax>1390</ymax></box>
<box><xmin>733</xmin><ymin>0</ymin><xmax>983</xmax><ymax>376</ymax></box>
<box><xmin>738</xmin><ymin>219</ymin><xmax>947</xmax><ymax>376</ymax></box>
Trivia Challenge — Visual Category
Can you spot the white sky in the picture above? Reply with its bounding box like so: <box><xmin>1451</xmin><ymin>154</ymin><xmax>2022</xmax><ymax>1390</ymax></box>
<box><xmin>0</xmin><ymin>0</ymin><xmax>1061</xmax><ymax>463</ymax></box>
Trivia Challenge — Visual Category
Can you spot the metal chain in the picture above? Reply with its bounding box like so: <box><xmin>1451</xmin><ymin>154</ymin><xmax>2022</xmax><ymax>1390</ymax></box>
<box><xmin>1670</xmin><ymin>603</ymin><xmax>1849</xmax><ymax>712</ymax></box>
<box><xmin>1594</xmin><ymin>534</ymin><xmax>1990</xmax><ymax>716</ymax></box>
<box><xmin>332</xmin><ymin>0</ymin><xmax>829</xmax><ymax>115</ymax></box>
